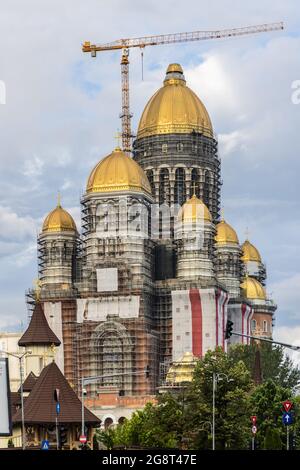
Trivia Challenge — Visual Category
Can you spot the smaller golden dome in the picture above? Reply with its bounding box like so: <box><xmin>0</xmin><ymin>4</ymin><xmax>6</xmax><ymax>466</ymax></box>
<box><xmin>178</xmin><ymin>195</ymin><xmax>212</xmax><ymax>223</ymax></box>
<box><xmin>215</xmin><ymin>219</ymin><xmax>239</xmax><ymax>245</ymax></box>
<box><xmin>86</xmin><ymin>147</ymin><xmax>151</xmax><ymax>195</ymax></box>
<box><xmin>42</xmin><ymin>201</ymin><xmax>77</xmax><ymax>233</ymax></box>
<box><xmin>241</xmin><ymin>240</ymin><xmax>261</xmax><ymax>263</ymax></box>
<box><xmin>241</xmin><ymin>276</ymin><xmax>266</xmax><ymax>300</ymax></box>
<box><xmin>166</xmin><ymin>352</ymin><xmax>198</xmax><ymax>384</ymax></box>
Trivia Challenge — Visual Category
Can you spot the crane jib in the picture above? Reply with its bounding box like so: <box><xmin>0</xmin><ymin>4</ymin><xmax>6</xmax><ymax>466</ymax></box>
<box><xmin>82</xmin><ymin>21</ymin><xmax>284</xmax><ymax>153</ymax></box>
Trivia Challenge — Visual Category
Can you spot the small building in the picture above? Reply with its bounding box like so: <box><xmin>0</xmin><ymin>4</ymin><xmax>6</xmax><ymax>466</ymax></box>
<box><xmin>1</xmin><ymin>361</ymin><xmax>100</xmax><ymax>449</ymax></box>
<box><xmin>0</xmin><ymin>302</ymin><xmax>100</xmax><ymax>449</ymax></box>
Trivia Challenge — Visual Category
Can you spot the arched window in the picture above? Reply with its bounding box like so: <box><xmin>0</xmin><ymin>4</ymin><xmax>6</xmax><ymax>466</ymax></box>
<box><xmin>146</xmin><ymin>169</ymin><xmax>155</xmax><ymax>196</ymax></box>
<box><xmin>104</xmin><ymin>418</ymin><xmax>114</xmax><ymax>430</ymax></box>
<box><xmin>203</xmin><ymin>171</ymin><xmax>210</xmax><ymax>208</ymax></box>
<box><xmin>92</xmin><ymin>322</ymin><xmax>133</xmax><ymax>394</ymax></box>
<box><xmin>174</xmin><ymin>168</ymin><xmax>186</xmax><ymax>206</ymax></box>
<box><xmin>190</xmin><ymin>168</ymin><xmax>200</xmax><ymax>198</ymax></box>
<box><xmin>159</xmin><ymin>168</ymin><xmax>170</xmax><ymax>205</ymax></box>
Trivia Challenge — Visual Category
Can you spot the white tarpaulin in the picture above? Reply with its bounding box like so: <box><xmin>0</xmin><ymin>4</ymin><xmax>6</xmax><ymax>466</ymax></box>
<box><xmin>0</xmin><ymin>358</ymin><xmax>11</xmax><ymax>436</ymax></box>
<box><xmin>96</xmin><ymin>268</ymin><xmax>118</xmax><ymax>292</ymax></box>
<box><xmin>76</xmin><ymin>296</ymin><xmax>140</xmax><ymax>323</ymax></box>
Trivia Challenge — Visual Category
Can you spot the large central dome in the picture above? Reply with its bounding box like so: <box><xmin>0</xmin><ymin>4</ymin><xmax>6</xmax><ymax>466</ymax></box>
<box><xmin>137</xmin><ymin>63</ymin><xmax>213</xmax><ymax>139</ymax></box>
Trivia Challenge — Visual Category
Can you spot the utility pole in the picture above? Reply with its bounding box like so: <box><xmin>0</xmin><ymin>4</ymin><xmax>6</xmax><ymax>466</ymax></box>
<box><xmin>212</xmin><ymin>372</ymin><xmax>233</xmax><ymax>450</ymax></box>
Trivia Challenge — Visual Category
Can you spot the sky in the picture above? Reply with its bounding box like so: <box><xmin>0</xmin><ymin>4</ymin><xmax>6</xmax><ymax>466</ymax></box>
<box><xmin>0</xmin><ymin>1</ymin><xmax>299</xmax><ymax>352</ymax></box>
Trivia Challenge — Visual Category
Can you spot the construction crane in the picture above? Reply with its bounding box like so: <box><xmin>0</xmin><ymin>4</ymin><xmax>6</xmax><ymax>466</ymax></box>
<box><xmin>82</xmin><ymin>22</ymin><xmax>283</xmax><ymax>153</ymax></box>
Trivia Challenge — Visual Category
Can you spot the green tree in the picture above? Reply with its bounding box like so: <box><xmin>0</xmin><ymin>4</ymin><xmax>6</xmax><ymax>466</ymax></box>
<box><xmin>228</xmin><ymin>343</ymin><xmax>300</xmax><ymax>391</ymax></box>
<box><xmin>96</xmin><ymin>428</ymin><xmax>116</xmax><ymax>450</ymax></box>
<box><xmin>250</xmin><ymin>379</ymin><xmax>292</xmax><ymax>449</ymax></box>
<box><xmin>264</xmin><ymin>427</ymin><xmax>282</xmax><ymax>450</ymax></box>
<box><xmin>96</xmin><ymin>347</ymin><xmax>300</xmax><ymax>450</ymax></box>
<box><xmin>184</xmin><ymin>348</ymin><xmax>253</xmax><ymax>449</ymax></box>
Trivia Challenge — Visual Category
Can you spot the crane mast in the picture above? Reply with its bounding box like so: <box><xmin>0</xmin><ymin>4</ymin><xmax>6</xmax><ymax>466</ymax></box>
<box><xmin>82</xmin><ymin>22</ymin><xmax>283</xmax><ymax>153</ymax></box>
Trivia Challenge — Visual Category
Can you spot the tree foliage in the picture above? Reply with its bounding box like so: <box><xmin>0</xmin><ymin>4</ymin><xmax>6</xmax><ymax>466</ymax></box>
<box><xmin>228</xmin><ymin>342</ymin><xmax>300</xmax><ymax>391</ymax></box>
<box><xmin>96</xmin><ymin>346</ymin><xmax>300</xmax><ymax>450</ymax></box>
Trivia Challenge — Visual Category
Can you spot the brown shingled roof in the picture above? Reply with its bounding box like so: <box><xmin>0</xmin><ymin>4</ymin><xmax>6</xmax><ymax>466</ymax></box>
<box><xmin>18</xmin><ymin>371</ymin><xmax>37</xmax><ymax>393</ymax></box>
<box><xmin>18</xmin><ymin>303</ymin><xmax>61</xmax><ymax>347</ymax></box>
<box><xmin>10</xmin><ymin>391</ymin><xmax>21</xmax><ymax>416</ymax></box>
<box><xmin>12</xmin><ymin>362</ymin><xmax>100</xmax><ymax>426</ymax></box>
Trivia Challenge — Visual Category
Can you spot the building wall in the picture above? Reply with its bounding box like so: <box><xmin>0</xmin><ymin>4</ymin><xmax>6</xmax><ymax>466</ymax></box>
<box><xmin>0</xmin><ymin>332</ymin><xmax>23</xmax><ymax>392</ymax></box>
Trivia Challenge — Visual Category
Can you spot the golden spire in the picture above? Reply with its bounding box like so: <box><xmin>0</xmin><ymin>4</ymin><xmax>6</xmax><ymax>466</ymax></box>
<box><xmin>57</xmin><ymin>191</ymin><xmax>61</xmax><ymax>208</ymax></box>
<box><xmin>220</xmin><ymin>206</ymin><xmax>225</xmax><ymax>221</ymax></box>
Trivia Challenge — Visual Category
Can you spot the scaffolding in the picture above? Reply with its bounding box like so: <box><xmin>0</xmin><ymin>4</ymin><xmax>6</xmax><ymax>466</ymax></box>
<box><xmin>72</xmin><ymin>314</ymin><xmax>159</xmax><ymax>397</ymax></box>
<box><xmin>133</xmin><ymin>131</ymin><xmax>221</xmax><ymax>221</ymax></box>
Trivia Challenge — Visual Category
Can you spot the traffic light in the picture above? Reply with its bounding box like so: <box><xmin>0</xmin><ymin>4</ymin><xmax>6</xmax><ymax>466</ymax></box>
<box><xmin>145</xmin><ymin>365</ymin><xmax>150</xmax><ymax>378</ymax></box>
<box><xmin>225</xmin><ymin>320</ymin><xmax>234</xmax><ymax>339</ymax></box>
<box><xmin>58</xmin><ymin>425</ymin><xmax>67</xmax><ymax>449</ymax></box>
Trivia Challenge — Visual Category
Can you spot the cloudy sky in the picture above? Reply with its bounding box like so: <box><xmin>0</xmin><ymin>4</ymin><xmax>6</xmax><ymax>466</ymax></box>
<box><xmin>0</xmin><ymin>1</ymin><xmax>299</xmax><ymax>349</ymax></box>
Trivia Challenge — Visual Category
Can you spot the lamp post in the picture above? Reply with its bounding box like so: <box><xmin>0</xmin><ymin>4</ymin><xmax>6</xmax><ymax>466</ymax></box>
<box><xmin>212</xmin><ymin>372</ymin><xmax>233</xmax><ymax>451</ymax></box>
<box><xmin>0</xmin><ymin>349</ymin><xmax>31</xmax><ymax>450</ymax></box>
<box><xmin>199</xmin><ymin>420</ymin><xmax>213</xmax><ymax>447</ymax></box>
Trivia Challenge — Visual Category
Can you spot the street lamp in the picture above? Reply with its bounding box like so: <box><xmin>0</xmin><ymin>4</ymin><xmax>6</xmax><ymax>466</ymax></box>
<box><xmin>0</xmin><ymin>349</ymin><xmax>32</xmax><ymax>450</ymax></box>
<box><xmin>199</xmin><ymin>420</ymin><xmax>213</xmax><ymax>447</ymax></box>
<box><xmin>212</xmin><ymin>372</ymin><xmax>233</xmax><ymax>451</ymax></box>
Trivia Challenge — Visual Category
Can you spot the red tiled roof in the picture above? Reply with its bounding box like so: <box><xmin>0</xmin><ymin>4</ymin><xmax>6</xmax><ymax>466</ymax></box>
<box><xmin>12</xmin><ymin>362</ymin><xmax>100</xmax><ymax>425</ymax></box>
<box><xmin>18</xmin><ymin>303</ymin><xmax>60</xmax><ymax>347</ymax></box>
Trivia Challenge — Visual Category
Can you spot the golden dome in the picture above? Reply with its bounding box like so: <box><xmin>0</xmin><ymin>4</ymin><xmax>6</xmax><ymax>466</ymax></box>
<box><xmin>86</xmin><ymin>147</ymin><xmax>151</xmax><ymax>194</ymax></box>
<box><xmin>241</xmin><ymin>240</ymin><xmax>261</xmax><ymax>263</ymax></box>
<box><xmin>241</xmin><ymin>276</ymin><xmax>266</xmax><ymax>300</ymax></box>
<box><xmin>178</xmin><ymin>195</ymin><xmax>212</xmax><ymax>223</ymax></box>
<box><xmin>215</xmin><ymin>219</ymin><xmax>239</xmax><ymax>245</ymax></box>
<box><xmin>166</xmin><ymin>352</ymin><xmax>198</xmax><ymax>384</ymax></box>
<box><xmin>137</xmin><ymin>63</ymin><xmax>213</xmax><ymax>139</ymax></box>
<box><xmin>42</xmin><ymin>202</ymin><xmax>77</xmax><ymax>233</ymax></box>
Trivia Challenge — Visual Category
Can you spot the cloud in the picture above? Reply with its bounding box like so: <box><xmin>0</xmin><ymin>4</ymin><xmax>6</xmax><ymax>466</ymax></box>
<box><xmin>273</xmin><ymin>326</ymin><xmax>300</xmax><ymax>367</ymax></box>
<box><xmin>0</xmin><ymin>206</ymin><xmax>37</xmax><ymax>242</ymax></box>
<box><xmin>269</xmin><ymin>274</ymin><xmax>300</xmax><ymax>325</ymax></box>
<box><xmin>0</xmin><ymin>0</ymin><xmax>299</xmax><ymax>333</ymax></box>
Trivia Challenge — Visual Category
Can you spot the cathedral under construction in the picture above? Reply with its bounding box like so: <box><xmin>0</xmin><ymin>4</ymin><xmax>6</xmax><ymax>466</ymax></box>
<box><xmin>21</xmin><ymin>63</ymin><xmax>277</xmax><ymax>423</ymax></box>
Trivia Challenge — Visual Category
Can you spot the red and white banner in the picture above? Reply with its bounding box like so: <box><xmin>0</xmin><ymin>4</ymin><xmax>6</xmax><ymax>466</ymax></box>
<box><xmin>241</xmin><ymin>303</ymin><xmax>253</xmax><ymax>345</ymax></box>
<box><xmin>215</xmin><ymin>289</ymin><xmax>229</xmax><ymax>350</ymax></box>
<box><xmin>171</xmin><ymin>287</ymin><xmax>228</xmax><ymax>362</ymax></box>
<box><xmin>226</xmin><ymin>302</ymin><xmax>253</xmax><ymax>346</ymax></box>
